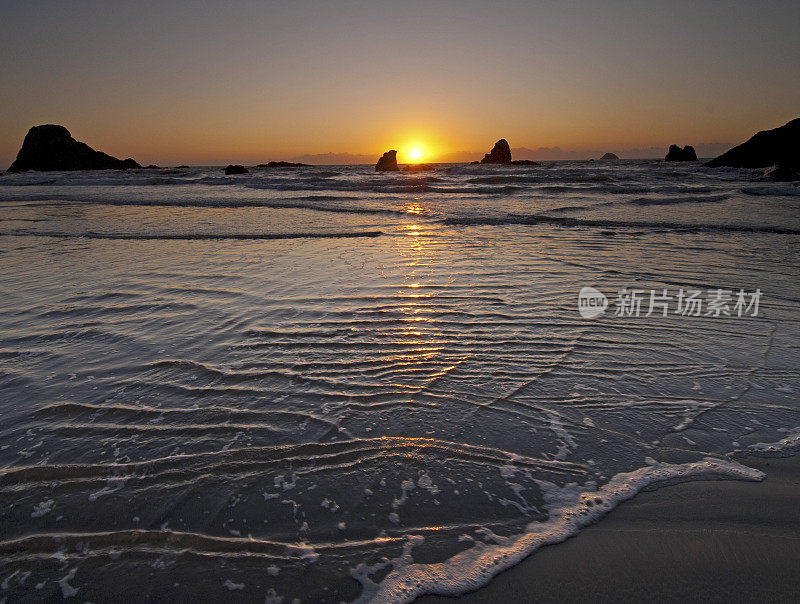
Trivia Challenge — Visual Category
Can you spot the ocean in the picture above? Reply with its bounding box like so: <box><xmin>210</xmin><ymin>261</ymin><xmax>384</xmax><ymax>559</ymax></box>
<box><xmin>0</xmin><ymin>161</ymin><xmax>799</xmax><ymax>602</ymax></box>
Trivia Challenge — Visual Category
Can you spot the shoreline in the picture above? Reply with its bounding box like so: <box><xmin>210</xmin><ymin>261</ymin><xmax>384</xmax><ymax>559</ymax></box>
<box><xmin>418</xmin><ymin>454</ymin><xmax>800</xmax><ymax>603</ymax></box>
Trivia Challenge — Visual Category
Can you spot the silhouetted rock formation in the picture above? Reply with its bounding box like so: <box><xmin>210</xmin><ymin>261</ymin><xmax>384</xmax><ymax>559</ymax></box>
<box><xmin>480</xmin><ymin>139</ymin><xmax>512</xmax><ymax>164</ymax></box>
<box><xmin>8</xmin><ymin>125</ymin><xmax>141</xmax><ymax>172</ymax></box>
<box><xmin>665</xmin><ymin>145</ymin><xmax>698</xmax><ymax>161</ymax></box>
<box><xmin>511</xmin><ymin>160</ymin><xmax>539</xmax><ymax>166</ymax></box>
<box><xmin>599</xmin><ymin>153</ymin><xmax>619</xmax><ymax>160</ymax></box>
<box><xmin>224</xmin><ymin>164</ymin><xmax>249</xmax><ymax>175</ymax></box>
<box><xmin>376</xmin><ymin>150</ymin><xmax>399</xmax><ymax>171</ymax></box>
<box><xmin>144</xmin><ymin>164</ymin><xmax>162</xmax><ymax>169</ymax></box>
<box><xmin>705</xmin><ymin>118</ymin><xmax>800</xmax><ymax>169</ymax></box>
<box><xmin>256</xmin><ymin>161</ymin><xmax>311</xmax><ymax>168</ymax></box>
<box><xmin>401</xmin><ymin>163</ymin><xmax>434</xmax><ymax>172</ymax></box>
<box><xmin>765</xmin><ymin>164</ymin><xmax>800</xmax><ymax>182</ymax></box>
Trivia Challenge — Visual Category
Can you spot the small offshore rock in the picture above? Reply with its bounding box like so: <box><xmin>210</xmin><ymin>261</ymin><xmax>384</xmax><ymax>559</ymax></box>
<box><xmin>224</xmin><ymin>164</ymin><xmax>249</xmax><ymax>175</ymax></box>
<box><xmin>479</xmin><ymin>139</ymin><xmax>512</xmax><ymax>164</ymax></box>
<box><xmin>376</xmin><ymin>150</ymin><xmax>399</xmax><ymax>171</ymax></box>
<box><xmin>665</xmin><ymin>144</ymin><xmax>698</xmax><ymax>161</ymax></box>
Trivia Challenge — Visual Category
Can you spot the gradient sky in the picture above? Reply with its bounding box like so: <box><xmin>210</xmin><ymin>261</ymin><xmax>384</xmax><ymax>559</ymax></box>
<box><xmin>1</xmin><ymin>0</ymin><xmax>799</xmax><ymax>165</ymax></box>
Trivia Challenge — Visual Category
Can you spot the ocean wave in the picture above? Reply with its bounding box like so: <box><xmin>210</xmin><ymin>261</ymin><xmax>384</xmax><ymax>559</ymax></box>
<box><xmin>544</xmin><ymin>201</ymin><xmax>618</xmax><ymax>213</ymax></box>
<box><xmin>0</xmin><ymin>230</ymin><xmax>383</xmax><ymax>240</ymax></box>
<box><xmin>741</xmin><ymin>186</ymin><xmax>800</xmax><ymax>197</ymax></box>
<box><xmin>0</xmin><ymin>192</ymin><xmax>410</xmax><ymax>217</ymax></box>
<box><xmin>629</xmin><ymin>194</ymin><xmax>731</xmax><ymax>205</ymax></box>
<box><xmin>465</xmin><ymin>174</ymin><xmax>617</xmax><ymax>186</ymax></box>
<box><xmin>89</xmin><ymin>196</ymin><xmax>405</xmax><ymax>215</ymax></box>
<box><xmin>441</xmin><ymin>213</ymin><xmax>800</xmax><ymax>234</ymax></box>
<box><xmin>1</xmin><ymin>437</ymin><xmax>584</xmax><ymax>487</ymax></box>
<box><xmin>0</xmin><ymin>528</ymin><xmax>404</xmax><ymax>559</ymax></box>
<box><xmin>533</xmin><ymin>185</ymin><xmax>652</xmax><ymax>195</ymax></box>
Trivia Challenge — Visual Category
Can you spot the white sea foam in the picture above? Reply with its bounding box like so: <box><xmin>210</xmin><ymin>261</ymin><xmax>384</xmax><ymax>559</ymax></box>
<box><xmin>57</xmin><ymin>567</ymin><xmax>78</xmax><ymax>599</ymax></box>
<box><xmin>30</xmin><ymin>499</ymin><xmax>55</xmax><ymax>518</ymax></box>
<box><xmin>357</xmin><ymin>458</ymin><xmax>764</xmax><ymax>603</ymax></box>
<box><xmin>223</xmin><ymin>579</ymin><xmax>244</xmax><ymax>591</ymax></box>
<box><xmin>749</xmin><ymin>427</ymin><xmax>800</xmax><ymax>453</ymax></box>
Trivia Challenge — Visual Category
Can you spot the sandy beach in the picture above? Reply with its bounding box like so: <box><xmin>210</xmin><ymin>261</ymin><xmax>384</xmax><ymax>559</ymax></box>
<box><xmin>420</xmin><ymin>453</ymin><xmax>800</xmax><ymax>603</ymax></box>
<box><xmin>1</xmin><ymin>161</ymin><xmax>799</xmax><ymax>601</ymax></box>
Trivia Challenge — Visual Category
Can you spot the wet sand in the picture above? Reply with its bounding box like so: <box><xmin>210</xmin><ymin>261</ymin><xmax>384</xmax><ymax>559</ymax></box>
<box><xmin>419</xmin><ymin>454</ymin><xmax>800</xmax><ymax>603</ymax></box>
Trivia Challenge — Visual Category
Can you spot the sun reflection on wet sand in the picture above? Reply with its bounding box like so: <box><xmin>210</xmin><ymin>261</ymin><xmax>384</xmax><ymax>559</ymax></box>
<box><xmin>404</xmin><ymin>202</ymin><xmax>424</xmax><ymax>215</ymax></box>
<box><xmin>377</xmin><ymin>222</ymin><xmax>468</xmax><ymax>393</ymax></box>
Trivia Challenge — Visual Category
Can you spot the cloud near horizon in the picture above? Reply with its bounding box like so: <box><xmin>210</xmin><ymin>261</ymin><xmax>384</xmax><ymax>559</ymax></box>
<box><xmin>285</xmin><ymin>143</ymin><xmax>735</xmax><ymax>166</ymax></box>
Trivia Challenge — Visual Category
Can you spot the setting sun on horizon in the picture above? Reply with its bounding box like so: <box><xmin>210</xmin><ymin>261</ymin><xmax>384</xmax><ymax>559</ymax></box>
<box><xmin>400</xmin><ymin>143</ymin><xmax>430</xmax><ymax>164</ymax></box>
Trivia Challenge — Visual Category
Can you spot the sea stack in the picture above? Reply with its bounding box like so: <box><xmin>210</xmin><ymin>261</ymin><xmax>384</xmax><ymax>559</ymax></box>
<box><xmin>7</xmin><ymin>125</ymin><xmax>141</xmax><ymax>172</ymax></box>
<box><xmin>480</xmin><ymin>139</ymin><xmax>512</xmax><ymax>164</ymax></box>
<box><xmin>224</xmin><ymin>164</ymin><xmax>249</xmax><ymax>175</ymax></box>
<box><xmin>599</xmin><ymin>152</ymin><xmax>619</xmax><ymax>160</ymax></box>
<box><xmin>705</xmin><ymin>118</ymin><xmax>800</xmax><ymax>169</ymax></box>
<box><xmin>375</xmin><ymin>150</ymin><xmax>399</xmax><ymax>171</ymax></box>
<box><xmin>665</xmin><ymin>145</ymin><xmax>698</xmax><ymax>161</ymax></box>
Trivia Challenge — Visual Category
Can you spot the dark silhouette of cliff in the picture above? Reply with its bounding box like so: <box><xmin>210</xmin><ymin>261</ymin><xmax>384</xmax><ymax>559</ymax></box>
<box><xmin>8</xmin><ymin>125</ymin><xmax>141</xmax><ymax>172</ymax></box>
<box><xmin>705</xmin><ymin>118</ymin><xmax>799</xmax><ymax>168</ymax></box>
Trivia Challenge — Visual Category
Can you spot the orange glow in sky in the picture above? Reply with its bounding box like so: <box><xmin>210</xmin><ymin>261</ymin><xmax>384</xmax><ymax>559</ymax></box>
<box><xmin>1</xmin><ymin>3</ymin><xmax>798</xmax><ymax>167</ymax></box>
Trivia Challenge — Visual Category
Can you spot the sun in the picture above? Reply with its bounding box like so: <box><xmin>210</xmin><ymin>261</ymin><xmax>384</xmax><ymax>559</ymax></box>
<box><xmin>401</xmin><ymin>142</ymin><xmax>430</xmax><ymax>163</ymax></box>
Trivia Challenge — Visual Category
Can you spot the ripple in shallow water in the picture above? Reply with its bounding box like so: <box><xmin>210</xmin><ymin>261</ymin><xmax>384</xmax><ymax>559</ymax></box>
<box><xmin>1</xmin><ymin>163</ymin><xmax>799</xmax><ymax>601</ymax></box>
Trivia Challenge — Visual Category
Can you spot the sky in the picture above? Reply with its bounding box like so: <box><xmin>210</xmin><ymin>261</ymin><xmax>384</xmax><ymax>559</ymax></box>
<box><xmin>1</xmin><ymin>0</ymin><xmax>799</xmax><ymax>166</ymax></box>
